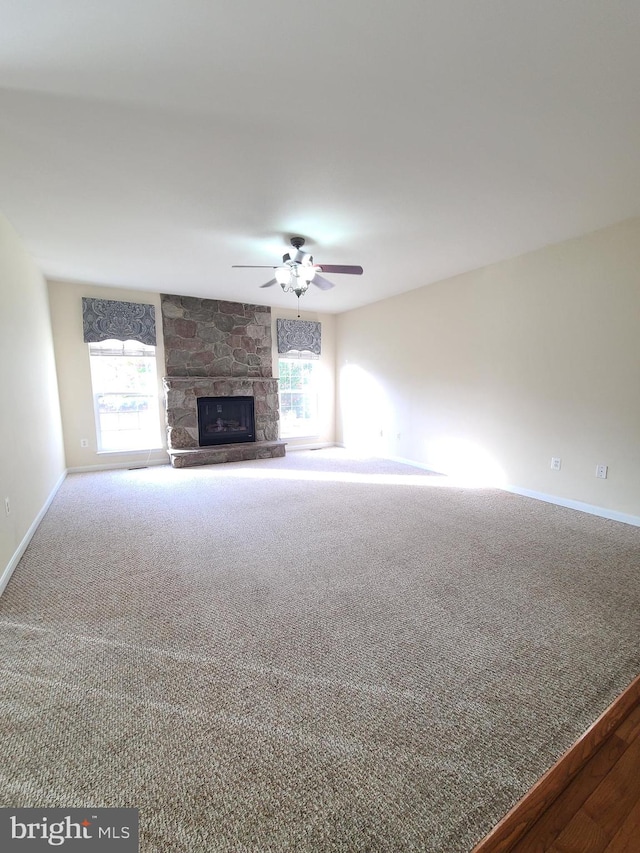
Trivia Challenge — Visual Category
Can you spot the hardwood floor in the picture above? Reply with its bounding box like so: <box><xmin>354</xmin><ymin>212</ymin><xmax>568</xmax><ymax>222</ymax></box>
<box><xmin>473</xmin><ymin>675</ymin><xmax>640</xmax><ymax>853</ymax></box>
<box><xmin>512</xmin><ymin>702</ymin><xmax>640</xmax><ymax>852</ymax></box>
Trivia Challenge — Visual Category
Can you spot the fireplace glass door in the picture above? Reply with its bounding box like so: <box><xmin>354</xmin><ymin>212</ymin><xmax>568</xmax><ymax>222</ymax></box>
<box><xmin>197</xmin><ymin>396</ymin><xmax>256</xmax><ymax>446</ymax></box>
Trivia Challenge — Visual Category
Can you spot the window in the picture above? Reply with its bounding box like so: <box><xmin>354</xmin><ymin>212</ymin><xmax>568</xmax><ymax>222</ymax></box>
<box><xmin>278</xmin><ymin>357</ymin><xmax>319</xmax><ymax>438</ymax></box>
<box><xmin>88</xmin><ymin>339</ymin><xmax>162</xmax><ymax>451</ymax></box>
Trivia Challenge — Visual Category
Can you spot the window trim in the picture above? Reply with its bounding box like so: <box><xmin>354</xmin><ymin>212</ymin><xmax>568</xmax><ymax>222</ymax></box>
<box><xmin>278</xmin><ymin>356</ymin><xmax>320</xmax><ymax>440</ymax></box>
<box><xmin>88</xmin><ymin>339</ymin><xmax>163</xmax><ymax>453</ymax></box>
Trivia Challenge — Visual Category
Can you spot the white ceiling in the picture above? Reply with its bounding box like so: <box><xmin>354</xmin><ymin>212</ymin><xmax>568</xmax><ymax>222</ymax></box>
<box><xmin>1</xmin><ymin>0</ymin><xmax>640</xmax><ymax>313</ymax></box>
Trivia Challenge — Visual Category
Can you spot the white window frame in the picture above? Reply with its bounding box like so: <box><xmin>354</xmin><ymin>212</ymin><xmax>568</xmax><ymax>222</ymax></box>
<box><xmin>88</xmin><ymin>339</ymin><xmax>163</xmax><ymax>453</ymax></box>
<box><xmin>278</xmin><ymin>355</ymin><xmax>320</xmax><ymax>439</ymax></box>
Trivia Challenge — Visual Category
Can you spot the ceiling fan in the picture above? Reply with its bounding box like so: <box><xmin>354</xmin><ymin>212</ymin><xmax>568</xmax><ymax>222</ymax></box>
<box><xmin>232</xmin><ymin>237</ymin><xmax>363</xmax><ymax>310</ymax></box>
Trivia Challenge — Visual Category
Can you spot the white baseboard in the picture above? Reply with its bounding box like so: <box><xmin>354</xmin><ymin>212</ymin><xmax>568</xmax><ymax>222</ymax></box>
<box><xmin>504</xmin><ymin>485</ymin><xmax>640</xmax><ymax>527</ymax></box>
<box><xmin>67</xmin><ymin>459</ymin><xmax>169</xmax><ymax>473</ymax></box>
<box><xmin>384</xmin><ymin>453</ymin><xmax>444</xmax><ymax>473</ymax></box>
<box><xmin>0</xmin><ymin>470</ymin><xmax>68</xmax><ymax>597</ymax></box>
<box><xmin>287</xmin><ymin>442</ymin><xmax>337</xmax><ymax>452</ymax></box>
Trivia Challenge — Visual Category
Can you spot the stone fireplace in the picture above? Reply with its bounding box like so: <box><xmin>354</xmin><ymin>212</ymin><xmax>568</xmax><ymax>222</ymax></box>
<box><xmin>161</xmin><ymin>294</ymin><xmax>285</xmax><ymax>467</ymax></box>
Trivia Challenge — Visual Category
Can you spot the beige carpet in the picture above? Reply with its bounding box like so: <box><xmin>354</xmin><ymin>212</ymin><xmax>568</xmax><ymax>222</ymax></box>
<box><xmin>1</xmin><ymin>449</ymin><xmax>639</xmax><ymax>852</ymax></box>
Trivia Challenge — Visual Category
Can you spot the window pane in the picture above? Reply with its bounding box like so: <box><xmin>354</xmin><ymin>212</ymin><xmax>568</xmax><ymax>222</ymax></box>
<box><xmin>89</xmin><ymin>340</ymin><xmax>162</xmax><ymax>451</ymax></box>
<box><xmin>278</xmin><ymin>358</ymin><xmax>318</xmax><ymax>438</ymax></box>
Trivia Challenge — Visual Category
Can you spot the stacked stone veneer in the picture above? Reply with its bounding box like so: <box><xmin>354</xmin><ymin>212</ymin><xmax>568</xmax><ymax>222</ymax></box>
<box><xmin>161</xmin><ymin>295</ymin><xmax>284</xmax><ymax>466</ymax></box>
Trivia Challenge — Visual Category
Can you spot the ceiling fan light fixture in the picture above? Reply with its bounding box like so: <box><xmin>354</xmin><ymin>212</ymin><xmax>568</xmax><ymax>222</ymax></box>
<box><xmin>275</xmin><ymin>266</ymin><xmax>291</xmax><ymax>285</ymax></box>
<box><xmin>232</xmin><ymin>235</ymin><xmax>363</xmax><ymax>312</ymax></box>
<box><xmin>299</xmin><ymin>264</ymin><xmax>317</xmax><ymax>283</ymax></box>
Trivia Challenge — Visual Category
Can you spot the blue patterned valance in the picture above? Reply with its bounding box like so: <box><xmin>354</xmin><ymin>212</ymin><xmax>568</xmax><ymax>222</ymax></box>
<box><xmin>82</xmin><ymin>298</ymin><xmax>156</xmax><ymax>346</ymax></box>
<box><xmin>276</xmin><ymin>319</ymin><xmax>321</xmax><ymax>355</ymax></box>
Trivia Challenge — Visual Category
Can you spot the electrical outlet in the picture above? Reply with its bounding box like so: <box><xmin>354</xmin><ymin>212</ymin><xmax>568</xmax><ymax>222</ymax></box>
<box><xmin>596</xmin><ymin>464</ymin><xmax>608</xmax><ymax>479</ymax></box>
<box><xmin>551</xmin><ymin>457</ymin><xmax>562</xmax><ymax>471</ymax></box>
<box><xmin>80</xmin><ymin>438</ymin><xmax>89</xmax><ymax>448</ymax></box>
<box><xmin>4</xmin><ymin>497</ymin><xmax>10</xmax><ymax>516</ymax></box>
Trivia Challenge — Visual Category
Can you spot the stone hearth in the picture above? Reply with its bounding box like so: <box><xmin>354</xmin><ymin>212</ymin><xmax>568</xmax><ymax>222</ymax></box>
<box><xmin>161</xmin><ymin>295</ymin><xmax>286</xmax><ymax>467</ymax></box>
<box><xmin>168</xmin><ymin>441</ymin><xmax>285</xmax><ymax>469</ymax></box>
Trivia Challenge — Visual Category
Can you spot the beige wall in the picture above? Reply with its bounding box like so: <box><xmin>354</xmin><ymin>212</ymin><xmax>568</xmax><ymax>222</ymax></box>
<box><xmin>0</xmin><ymin>213</ymin><xmax>66</xmax><ymax>579</ymax></box>
<box><xmin>336</xmin><ymin>217</ymin><xmax>640</xmax><ymax>519</ymax></box>
<box><xmin>48</xmin><ymin>280</ymin><xmax>168</xmax><ymax>470</ymax></box>
<box><xmin>271</xmin><ymin>307</ymin><xmax>336</xmax><ymax>449</ymax></box>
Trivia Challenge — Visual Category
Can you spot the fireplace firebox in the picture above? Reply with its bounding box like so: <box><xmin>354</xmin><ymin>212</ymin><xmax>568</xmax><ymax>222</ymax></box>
<box><xmin>197</xmin><ymin>396</ymin><xmax>256</xmax><ymax>446</ymax></box>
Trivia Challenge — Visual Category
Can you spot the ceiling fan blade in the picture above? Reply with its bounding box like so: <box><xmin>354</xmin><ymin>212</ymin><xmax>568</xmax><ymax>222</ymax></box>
<box><xmin>312</xmin><ymin>274</ymin><xmax>335</xmax><ymax>291</ymax></box>
<box><xmin>259</xmin><ymin>278</ymin><xmax>278</xmax><ymax>288</ymax></box>
<box><xmin>232</xmin><ymin>265</ymin><xmax>277</xmax><ymax>269</ymax></box>
<box><xmin>316</xmin><ymin>264</ymin><xmax>363</xmax><ymax>275</ymax></box>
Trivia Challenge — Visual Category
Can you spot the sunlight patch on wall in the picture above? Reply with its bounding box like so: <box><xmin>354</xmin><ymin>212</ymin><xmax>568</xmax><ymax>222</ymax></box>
<box><xmin>339</xmin><ymin>364</ymin><xmax>394</xmax><ymax>455</ymax></box>
<box><xmin>426</xmin><ymin>436</ymin><xmax>507</xmax><ymax>487</ymax></box>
